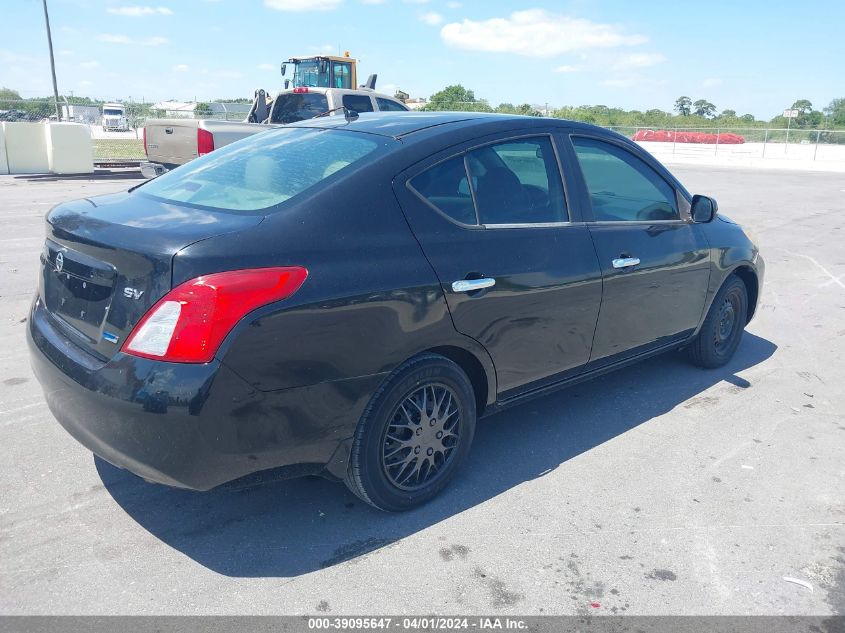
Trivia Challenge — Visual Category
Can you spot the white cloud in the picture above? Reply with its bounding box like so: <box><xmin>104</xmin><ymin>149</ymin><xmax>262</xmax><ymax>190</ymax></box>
<box><xmin>612</xmin><ymin>52</ymin><xmax>665</xmax><ymax>70</ymax></box>
<box><xmin>107</xmin><ymin>6</ymin><xmax>173</xmax><ymax>17</ymax></box>
<box><xmin>703</xmin><ymin>77</ymin><xmax>723</xmax><ymax>87</ymax></box>
<box><xmin>256</xmin><ymin>63</ymin><xmax>275</xmax><ymax>70</ymax></box>
<box><xmin>403</xmin><ymin>0</ymin><xmax>429</xmax><ymax>3</ymax></box>
<box><xmin>360</xmin><ymin>0</ymin><xmax>387</xmax><ymax>4</ymax></box>
<box><xmin>79</xmin><ymin>80</ymin><xmax>94</xmax><ymax>87</ymax></box>
<box><xmin>553</xmin><ymin>64</ymin><xmax>581</xmax><ymax>73</ymax></box>
<box><xmin>96</xmin><ymin>33</ymin><xmax>168</xmax><ymax>46</ymax></box>
<box><xmin>172</xmin><ymin>64</ymin><xmax>189</xmax><ymax>72</ymax></box>
<box><xmin>446</xmin><ymin>1</ymin><xmax>461</xmax><ymax>7</ymax></box>
<box><xmin>264</xmin><ymin>0</ymin><xmax>342</xmax><ymax>10</ymax></box>
<box><xmin>80</xmin><ymin>60</ymin><xmax>100</xmax><ymax>68</ymax></box>
<box><xmin>440</xmin><ymin>9</ymin><xmax>647</xmax><ymax>57</ymax></box>
<box><xmin>419</xmin><ymin>11</ymin><xmax>443</xmax><ymax>25</ymax></box>
<box><xmin>58</xmin><ymin>49</ymin><xmax>74</xmax><ymax>56</ymax></box>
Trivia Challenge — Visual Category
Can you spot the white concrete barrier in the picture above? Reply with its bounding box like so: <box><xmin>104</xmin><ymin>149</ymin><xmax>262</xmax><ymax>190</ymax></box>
<box><xmin>3</xmin><ymin>122</ymin><xmax>49</xmax><ymax>174</ymax></box>
<box><xmin>45</xmin><ymin>122</ymin><xmax>93</xmax><ymax>174</ymax></box>
<box><xmin>0</xmin><ymin>124</ymin><xmax>8</xmax><ymax>175</ymax></box>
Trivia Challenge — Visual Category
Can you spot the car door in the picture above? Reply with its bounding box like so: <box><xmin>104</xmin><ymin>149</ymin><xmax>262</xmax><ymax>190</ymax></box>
<box><xmin>566</xmin><ymin>134</ymin><xmax>711</xmax><ymax>363</ymax></box>
<box><xmin>394</xmin><ymin>132</ymin><xmax>603</xmax><ymax>398</ymax></box>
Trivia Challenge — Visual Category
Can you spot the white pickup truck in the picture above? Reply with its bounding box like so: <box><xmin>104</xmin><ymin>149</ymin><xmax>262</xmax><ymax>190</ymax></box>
<box><xmin>141</xmin><ymin>87</ymin><xmax>407</xmax><ymax>177</ymax></box>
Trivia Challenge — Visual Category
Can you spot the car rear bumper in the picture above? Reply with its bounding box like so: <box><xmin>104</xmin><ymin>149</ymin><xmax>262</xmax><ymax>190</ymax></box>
<box><xmin>28</xmin><ymin>297</ymin><xmax>382</xmax><ymax>490</ymax></box>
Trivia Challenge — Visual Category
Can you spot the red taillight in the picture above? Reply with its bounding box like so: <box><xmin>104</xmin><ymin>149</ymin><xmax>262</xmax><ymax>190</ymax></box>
<box><xmin>122</xmin><ymin>267</ymin><xmax>308</xmax><ymax>363</ymax></box>
<box><xmin>292</xmin><ymin>87</ymin><xmax>309</xmax><ymax>94</ymax></box>
<box><xmin>142</xmin><ymin>126</ymin><xmax>147</xmax><ymax>156</ymax></box>
<box><xmin>197</xmin><ymin>128</ymin><xmax>214</xmax><ymax>156</ymax></box>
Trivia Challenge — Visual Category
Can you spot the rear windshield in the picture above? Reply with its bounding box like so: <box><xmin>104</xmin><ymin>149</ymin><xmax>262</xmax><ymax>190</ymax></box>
<box><xmin>139</xmin><ymin>127</ymin><xmax>381</xmax><ymax>212</ymax></box>
<box><xmin>270</xmin><ymin>93</ymin><xmax>329</xmax><ymax>124</ymax></box>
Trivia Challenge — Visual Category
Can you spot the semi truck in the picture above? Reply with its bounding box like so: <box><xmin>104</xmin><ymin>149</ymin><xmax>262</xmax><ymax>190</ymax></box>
<box><xmin>102</xmin><ymin>103</ymin><xmax>129</xmax><ymax>132</ymax></box>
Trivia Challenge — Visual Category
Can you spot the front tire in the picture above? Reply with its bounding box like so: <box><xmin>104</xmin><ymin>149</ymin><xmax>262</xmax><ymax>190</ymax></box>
<box><xmin>688</xmin><ymin>274</ymin><xmax>748</xmax><ymax>368</ymax></box>
<box><xmin>344</xmin><ymin>353</ymin><xmax>476</xmax><ymax>512</ymax></box>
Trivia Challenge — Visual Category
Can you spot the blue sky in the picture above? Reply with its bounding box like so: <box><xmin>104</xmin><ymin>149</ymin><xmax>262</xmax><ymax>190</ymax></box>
<box><xmin>2</xmin><ymin>0</ymin><xmax>843</xmax><ymax>117</ymax></box>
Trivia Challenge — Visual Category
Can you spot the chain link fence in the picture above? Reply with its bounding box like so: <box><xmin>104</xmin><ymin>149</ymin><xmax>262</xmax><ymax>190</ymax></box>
<box><xmin>607</xmin><ymin>126</ymin><xmax>845</xmax><ymax>162</ymax></box>
<box><xmin>3</xmin><ymin>98</ymin><xmax>845</xmax><ymax>166</ymax></box>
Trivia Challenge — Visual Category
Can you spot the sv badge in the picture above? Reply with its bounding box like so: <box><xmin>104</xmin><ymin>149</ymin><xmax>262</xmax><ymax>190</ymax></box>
<box><xmin>123</xmin><ymin>287</ymin><xmax>144</xmax><ymax>300</ymax></box>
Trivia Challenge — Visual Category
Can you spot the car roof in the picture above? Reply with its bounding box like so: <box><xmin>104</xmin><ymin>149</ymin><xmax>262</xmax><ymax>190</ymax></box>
<box><xmin>283</xmin><ymin>111</ymin><xmax>607</xmax><ymax>140</ymax></box>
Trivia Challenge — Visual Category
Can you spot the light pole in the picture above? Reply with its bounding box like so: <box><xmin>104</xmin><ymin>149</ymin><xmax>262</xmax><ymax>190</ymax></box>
<box><xmin>42</xmin><ymin>0</ymin><xmax>62</xmax><ymax>122</ymax></box>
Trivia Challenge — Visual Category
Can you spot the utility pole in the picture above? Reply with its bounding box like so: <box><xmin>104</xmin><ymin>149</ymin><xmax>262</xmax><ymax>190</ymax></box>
<box><xmin>42</xmin><ymin>0</ymin><xmax>62</xmax><ymax>122</ymax></box>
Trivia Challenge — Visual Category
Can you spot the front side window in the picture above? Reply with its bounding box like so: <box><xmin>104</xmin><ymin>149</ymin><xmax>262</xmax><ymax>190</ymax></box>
<box><xmin>572</xmin><ymin>137</ymin><xmax>679</xmax><ymax>222</ymax></box>
<box><xmin>466</xmin><ymin>137</ymin><xmax>567</xmax><ymax>224</ymax></box>
<box><xmin>376</xmin><ymin>97</ymin><xmax>409</xmax><ymax>112</ymax></box>
<box><xmin>140</xmin><ymin>128</ymin><xmax>381</xmax><ymax>212</ymax></box>
<box><xmin>409</xmin><ymin>155</ymin><xmax>477</xmax><ymax>225</ymax></box>
<box><xmin>342</xmin><ymin>94</ymin><xmax>374</xmax><ymax>113</ymax></box>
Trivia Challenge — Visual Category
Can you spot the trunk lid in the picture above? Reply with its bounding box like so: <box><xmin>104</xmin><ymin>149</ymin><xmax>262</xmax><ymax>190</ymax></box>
<box><xmin>40</xmin><ymin>190</ymin><xmax>263</xmax><ymax>360</ymax></box>
<box><xmin>144</xmin><ymin>118</ymin><xmax>201</xmax><ymax>165</ymax></box>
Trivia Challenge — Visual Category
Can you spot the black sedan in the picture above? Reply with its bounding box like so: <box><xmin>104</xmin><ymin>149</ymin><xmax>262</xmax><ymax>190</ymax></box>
<box><xmin>28</xmin><ymin>112</ymin><xmax>764</xmax><ymax>511</ymax></box>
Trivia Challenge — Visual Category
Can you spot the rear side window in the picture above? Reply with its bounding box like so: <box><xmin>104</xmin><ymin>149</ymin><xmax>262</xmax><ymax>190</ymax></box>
<box><xmin>140</xmin><ymin>128</ymin><xmax>381</xmax><ymax>212</ymax></box>
<box><xmin>376</xmin><ymin>97</ymin><xmax>409</xmax><ymax>112</ymax></box>
<box><xmin>342</xmin><ymin>94</ymin><xmax>374</xmax><ymax>113</ymax></box>
<box><xmin>409</xmin><ymin>155</ymin><xmax>477</xmax><ymax>225</ymax></box>
<box><xmin>467</xmin><ymin>137</ymin><xmax>567</xmax><ymax>224</ymax></box>
<box><xmin>572</xmin><ymin>137</ymin><xmax>678</xmax><ymax>222</ymax></box>
<box><xmin>270</xmin><ymin>93</ymin><xmax>329</xmax><ymax>124</ymax></box>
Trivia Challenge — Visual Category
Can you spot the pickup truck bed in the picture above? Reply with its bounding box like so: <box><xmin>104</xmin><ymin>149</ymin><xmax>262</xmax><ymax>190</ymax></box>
<box><xmin>144</xmin><ymin>119</ymin><xmax>260</xmax><ymax>169</ymax></box>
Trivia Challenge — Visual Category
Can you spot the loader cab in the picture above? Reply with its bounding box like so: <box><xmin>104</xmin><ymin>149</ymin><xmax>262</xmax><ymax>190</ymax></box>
<box><xmin>282</xmin><ymin>54</ymin><xmax>357</xmax><ymax>90</ymax></box>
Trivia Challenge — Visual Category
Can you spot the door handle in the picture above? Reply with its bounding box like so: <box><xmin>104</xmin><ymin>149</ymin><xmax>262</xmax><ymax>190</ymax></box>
<box><xmin>612</xmin><ymin>257</ymin><xmax>641</xmax><ymax>269</ymax></box>
<box><xmin>452</xmin><ymin>278</ymin><xmax>496</xmax><ymax>293</ymax></box>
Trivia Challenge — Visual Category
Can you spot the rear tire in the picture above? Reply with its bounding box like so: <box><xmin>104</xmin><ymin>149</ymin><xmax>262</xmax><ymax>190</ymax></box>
<box><xmin>688</xmin><ymin>274</ymin><xmax>748</xmax><ymax>368</ymax></box>
<box><xmin>344</xmin><ymin>353</ymin><xmax>476</xmax><ymax>512</ymax></box>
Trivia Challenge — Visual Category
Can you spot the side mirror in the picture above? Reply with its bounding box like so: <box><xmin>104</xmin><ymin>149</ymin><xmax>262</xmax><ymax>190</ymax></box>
<box><xmin>691</xmin><ymin>194</ymin><xmax>718</xmax><ymax>223</ymax></box>
<box><xmin>284</xmin><ymin>79</ymin><xmax>290</xmax><ymax>89</ymax></box>
<box><xmin>280</xmin><ymin>63</ymin><xmax>286</xmax><ymax>76</ymax></box>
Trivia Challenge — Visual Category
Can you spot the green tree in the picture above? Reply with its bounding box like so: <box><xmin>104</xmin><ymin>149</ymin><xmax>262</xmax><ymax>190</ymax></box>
<box><xmin>496</xmin><ymin>103</ymin><xmax>541</xmax><ymax>116</ymax></box>
<box><xmin>0</xmin><ymin>87</ymin><xmax>22</xmax><ymax>100</ymax></box>
<box><xmin>824</xmin><ymin>98</ymin><xmax>845</xmax><ymax>127</ymax></box>
<box><xmin>194</xmin><ymin>102</ymin><xmax>213</xmax><ymax>117</ymax></box>
<box><xmin>423</xmin><ymin>85</ymin><xmax>492</xmax><ymax>112</ymax></box>
<box><xmin>693</xmin><ymin>99</ymin><xmax>717</xmax><ymax>118</ymax></box>
<box><xmin>791</xmin><ymin>99</ymin><xmax>813</xmax><ymax>114</ymax></box>
<box><xmin>720</xmin><ymin>109</ymin><xmax>737</xmax><ymax>119</ymax></box>
<box><xmin>674</xmin><ymin>96</ymin><xmax>692</xmax><ymax>116</ymax></box>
